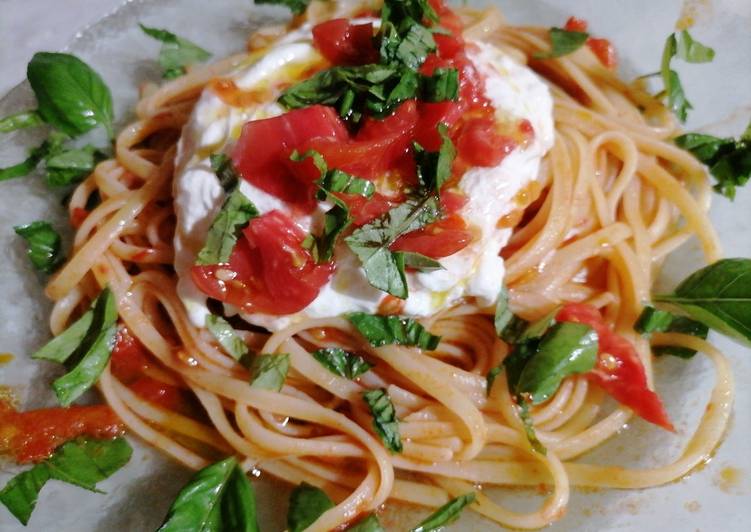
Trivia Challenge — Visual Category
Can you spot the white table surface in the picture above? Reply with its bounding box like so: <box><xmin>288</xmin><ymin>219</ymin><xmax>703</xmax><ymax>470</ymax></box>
<box><xmin>0</xmin><ymin>0</ymin><xmax>126</xmax><ymax>96</ymax></box>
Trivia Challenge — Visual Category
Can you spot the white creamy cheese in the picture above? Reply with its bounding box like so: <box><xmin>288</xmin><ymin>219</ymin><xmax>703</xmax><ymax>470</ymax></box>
<box><xmin>173</xmin><ymin>27</ymin><xmax>554</xmax><ymax>331</ymax></box>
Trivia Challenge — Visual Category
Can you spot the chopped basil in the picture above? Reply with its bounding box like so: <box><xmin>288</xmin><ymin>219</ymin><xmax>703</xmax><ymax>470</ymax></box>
<box><xmin>348</xmin><ymin>514</ymin><xmax>385</xmax><ymax>532</ymax></box>
<box><xmin>638</xmin><ymin>308</ymin><xmax>709</xmax><ymax>359</ymax></box>
<box><xmin>140</xmin><ymin>24</ymin><xmax>212</xmax><ymax>79</ymax></box>
<box><xmin>313</xmin><ymin>347</ymin><xmax>373</xmax><ymax>379</ymax></box>
<box><xmin>27</xmin><ymin>52</ymin><xmax>114</xmax><ymax>138</ymax></box>
<box><xmin>634</xmin><ymin>305</ymin><xmax>678</xmax><ymax>335</ymax></box>
<box><xmin>345</xmin><ymin>194</ymin><xmax>441</xmax><ymax>298</ymax></box>
<box><xmin>45</xmin><ymin>144</ymin><xmax>106</xmax><ymax>187</ymax></box>
<box><xmin>674</xmin><ymin>121</ymin><xmax>751</xmax><ymax>200</ymax></box>
<box><xmin>14</xmin><ymin>221</ymin><xmax>65</xmax><ymax>274</ymax></box>
<box><xmin>195</xmin><ymin>155</ymin><xmax>259</xmax><ymax>265</ymax></box>
<box><xmin>363</xmin><ymin>388</ymin><xmax>402</xmax><ymax>453</ymax></box>
<box><xmin>382</xmin><ymin>23</ymin><xmax>436</xmax><ymax>70</ymax></box>
<box><xmin>420</xmin><ymin>68</ymin><xmax>459</xmax><ymax>102</ymax></box>
<box><xmin>0</xmin><ymin>438</ymin><xmax>132</xmax><ymax>526</ymax></box>
<box><xmin>486</xmin><ymin>365</ymin><xmax>502</xmax><ymax>396</ymax></box>
<box><xmin>402</xmin><ymin>252</ymin><xmax>443</xmax><ymax>272</ymax></box>
<box><xmin>534</xmin><ymin>27</ymin><xmax>589</xmax><ymax>59</ymax></box>
<box><xmin>287</xmin><ymin>482</ymin><xmax>334</xmax><ymax>532</ymax></box>
<box><xmin>205</xmin><ymin>314</ymin><xmax>249</xmax><ymax>360</ymax></box>
<box><xmin>33</xmin><ymin>288</ymin><xmax>118</xmax><ymax>406</ymax></box>
<box><xmin>659</xmin><ymin>30</ymin><xmax>715</xmax><ymax>122</ymax></box>
<box><xmin>256</xmin><ymin>0</ymin><xmax>311</xmax><ymax>15</ymax></box>
<box><xmin>249</xmin><ymin>353</ymin><xmax>290</xmax><ymax>391</ymax></box>
<box><xmin>494</xmin><ymin>286</ymin><xmax>515</xmax><ymax>338</ymax></box>
<box><xmin>410</xmin><ymin>492</ymin><xmax>476</xmax><ymax>532</ymax></box>
<box><xmin>518</xmin><ymin>399</ymin><xmax>546</xmax><ymax>455</ymax></box>
<box><xmin>347</xmin><ymin>312</ymin><xmax>441</xmax><ymax>350</ymax></box>
<box><xmin>413</xmin><ymin>124</ymin><xmax>456</xmax><ymax>193</ymax></box>
<box><xmin>0</xmin><ymin>141</ymin><xmax>49</xmax><ymax>181</ymax></box>
<box><xmin>0</xmin><ymin>110</ymin><xmax>43</xmax><ymax>133</ymax></box>
<box><xmin>158</xmin><ymin>457</ymin><xmax>258</xmax><ymax>532</ymax></box>
<box><xmin>654</xmin><ymin>258</ymin><xmax>751</xmax><ymax>346</ymax></box>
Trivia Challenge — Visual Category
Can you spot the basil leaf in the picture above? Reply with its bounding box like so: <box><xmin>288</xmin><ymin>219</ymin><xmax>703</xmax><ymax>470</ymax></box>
<box><xmin>158</xmin><ymin>457</ymin><xmax>259</xmax><ymax>532</ymax></box>
<box><xmin>410</xmin><ymin>492</ymin><xmax>475</xmax><ymax>532</ymax></box>
<box><xmin>27</xmin><ymin>52</ymin><xmax>114</xmax><ymax>138</ymax></box>
<box><xmin>421</xmin><ymin>68</ymin><xmax>459</xmax><ymax>102</ymax></box>
<box><xmin>634</xmin><ymin>305</ymin><xmax>677</xmax><ymax>335</ymax></box>
<box><xmin>195</xmin><ymin>156</ymin><xmax>259</xmax><ymax>265</ymax></box>
<box><xmin>347</xmin><ymin>312</ymin><xmax>441</xmax><ymax>350</ymax></box>
<box><xmin>313</xmin><ymin>203</ymin><xmax>351</xmax><ymax>263</ymax></box>
<box><xmin>346</xmin><ymin>195</ymin><xmax>441</xmax><ymax>298</ymax></box>
<box><xmin>659</xmin><ymin>31</ymin><xmax>714</xmax><ymax>122</ymax></box>
<box><xmin>0</xmin><ymin>141</ymin><xmax>48</xmax><ymax>181</ymax></box>
<box><xmin>534</xmin><ymin>28</ymin><xmax>589</xmax><ymax>59</ymax></box>
<box><xmin>654</xmin><ymin>258</ymin><xmax>751</xmax><ymax>346</ymax></box>
<box><xmin>503</xmin><ymin>339</ymin><xmax>538</xmax><ymax>392</ymax></box>
<box><xmin>674</xmin><ymin>122</ymin><xmax>751</xmax><ymax>200</ymax></box>
<box><xmin>392</xmin><ymin>24</ymin><xmax>436</xmax><ymax>70</ymax></box>
<box><xmin>414</xmin><ymin>124</ymin><xmax>456</xmax><ymax>193</ymax></box>
<box><xmin>14</xmin><ymin>221</ymin><xmax>65</xmax><ymax>274</ymax></box>
<box><xmin>348</xmin><ymin>514</ymin><xmax>385</xmax><ymax>532</ymax></box>
<box><xmin>50</xmin><ymin>288</ymin><xmax>119</xmax><ymax>406</ymax></box>
<box><xmin>363</xmin><ymin>388</ymin><xmax>402</xmax><ymax>453</ymax></box>
<box><xmin>515</xmin><ymin>322</ymin><xmax>599</xmax><ymax>404</ymax></box>
<box><xmin>33</xmin><ymin>297</ymin><xmax>97</xmax><ymax>363</ymax></box>
<box><xmin>312</xmin><ymin>347</ymin><xmax>373</xmax><ymax>379</ymax></box>
<box><xmin>0</xmin><ymin>110</ymin><xmax>43</xmax><ymax>133</ymax></box>
<box><xmin>287</xmin><ymin>482</ymin><xmax>334</xmax><ymax>532</ymax></box>
<box><xmin>0</xmin><ymin>438</ymin><xmax>132</xmax><ymax>526</ymax></box>
<box><xmin>653</xmin><ymin>315</ymin><xmax>709</xmax><ymax>359</ymax></box>
<box><xmin>249</xmin><ymin>353</ymin><xmax>290</xmax><ymax>391</ymax></box>
<box><xmin>486</xmin><ymin>365</ymin><xmax>502</xmax><ymax>397</ymax></box>
<box><xmin>494</xmin><ymin>286</ymin><xmax>515</xmax><ymax>338</ymax></box>
<box><xmin>315</xmin><ymin>167</ymin><xmax>375</xmax><ymax>199</ymax></box>
<box><xmin>673</xmin><ymin>30</ymin><xmax>716</xmax><ymax>63</ymax></box>
<box><xmin>45</xmin><ymin>144</ymin><xmax>106</xmax><ymax>187</ymax></box>
<box><xmin>497</xmin><ymin>307</ymin><xmax>557</xmax><ymax>345</ymax></box>
<box><xmin>206</xmin><ymin>314</ymin><xmax>249</xmax><ymax>360</ymax></box>
<box><xmin>518</xmin><ymin>399</ymin><xmax>546</xmax><ymax>455</ymax></box>
<box><xmin>256</xmin><ymin>0</ymin><xmax>311</xmax><ymax>15</ymax></box>
<box><xmin>140</xmin><ymin>24</ymin><xmax>212</xmax><ymax>79</ymax></box>
<box><xmin>402</xmin><ymin>252</ymin><xmax>443</xmax><ymax>272</ymax></box>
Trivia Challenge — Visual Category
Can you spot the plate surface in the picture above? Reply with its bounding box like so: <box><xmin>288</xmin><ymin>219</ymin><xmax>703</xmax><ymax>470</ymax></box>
<box><xmin>0</xmin><ymin>1</ymin><xmax>749</xmax><ymax>530</ymax></box>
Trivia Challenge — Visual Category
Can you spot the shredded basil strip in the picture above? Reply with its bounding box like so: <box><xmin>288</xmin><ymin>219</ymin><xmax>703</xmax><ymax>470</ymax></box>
<box><xmin>413</xmin><ymin>123</ymin><xmax>456</xmax><ymax>193</ymax></box>
<box><xmin>0</xmin><ymin>110</ymin><xmax>43</xmax><ymax>133</ymax></box>
<box><xmin>402</xmin><ymin>252</ymin><xmax>443</xmax><ymax>272</ymax></box>
<box><xmin>518</xmin><ymin>399</ymin><xmax>547</xmax><ymax>455</ymax></box>
<box><xmin>312</xmin><ymin>347</ymin><xmax>373</xmax><ymax>379</ymax></box>
<box><xmin>158</xmin><ymin>456</ymin><xmax>258</xmax><ymax>532</ymax></box>
<box><xmin>348</xmin><ymin>514</ymin><xmax>386</xmax><ymax>532</ymax></box>
<box><xmin>534</xmin><ymin>27</ymin><xmax>589</xmax><ymax>59</ymax></box>
<box><xmin>14</xmin><ymin>221</ymin><xmax>65</xmax><ymax>274</ymax></box>
<box><xmin>347</xmin><ymin>312</ymin><xmax>441</xmax><ymax>349</ymax></box>
<box><xmin>140</xmin><ymin>24</ymin><xmax>212</xmax><ymax>79</ymax></box>
<box><xmin>206</xmin><ymin>314</ymin><xmax>249</xmax><ymax>360</ymax></box>
<box><xmin>363</xmin><ymin>388</ymin><xmax>402</xmax><ymax>453</ymax></box>
<box><xmin>0</xmin><ymin>438</ymin><xmax>132</xmax><ymax>526</ymax></box>
<box><xmin>486</xmin><ymin>365</ymin><xmax>503</xmax><ymax>397</ymax></box>
<box><xmin>249</xmin><ymin>353</ymin><xmax>290</xmax><ymax>391</ymax></box>
<box><xmin>410</xmin><ymin>492</ymin><xmax>476</xmax><ymax>532</ymax></box>
<box><xmin>255</xmin><ymin>0</ymin><xmax>312</xmax><ymax>16</ymax></box>
<box><xmin>494</xmin><ymin>286</ymin><xmax>515</xmax><ymax>338</ymax></box>
<box><xmin>45</xmin><ymin>143</ymin><xmax>107</xmax><ymax>187</ymax></box>
<box><xmin>637</xmin><ymin>307</ymin><xmax>709</xmax><ymax>359</ymax></box>
<box><xmin>659</xmin><ymin>30</ymin><xmax>715</xmax><ymax>122</ymax></box>
<box><xmin>0</xmin><ymin>141</ymin><xmax>48</xmax><ymax>181</ymax></box>
<box><xmin>287</xmin><ymin>482</ymin><xmax>335</xmax><ymax>532</ymax></box>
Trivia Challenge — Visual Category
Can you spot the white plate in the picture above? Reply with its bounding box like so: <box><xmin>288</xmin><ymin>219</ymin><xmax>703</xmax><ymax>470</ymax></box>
<box><xmin>0</xmin><ymin>1</ymin><xmax>749</xmax><ymax>530</ymax></box>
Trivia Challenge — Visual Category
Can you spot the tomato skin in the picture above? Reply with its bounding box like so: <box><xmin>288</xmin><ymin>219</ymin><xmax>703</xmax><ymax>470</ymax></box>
<box><xmin>312</xmin><ymin>19</ymin><xmax>378</xmax><ymax>65</ymax></box>
<box><xmin>587</xmin><ymin>38</ymin><xmax>617</xmax><ymax>69</ymax></box>
<box><xmin>341</xmin><ymin>192</ymin><xmax>399</xmax><ymax>226</ymax></box>
<box><xmin>564</xmin><ymin>16</ymin><xmax>588</xmax><ymax>32</ymax></box>
<box><xmin>556</xmin><ymin>303</ymin><xmax>674</xmax><ymax>431</ymax></box>
<box><xmin>391</xmin><ymin>213</ymin><xmax>473</xmax><ymax>259</ymax></box>
<box><xmin>110</xmin><ymin>328</ymin><xmax>151</xmax><ymax>383</ymax></box>
<box><xmin>232</xmin><ymin>105</ymin><xmax>349</xmax><ymax>210</ymax></box>
<box><xmin>192</xmin><ymin>211</ymin><xmax>334</xmax><ymax>315</ymax></box>
<box><xmin>457</xmin><ymin>118</ymin><xmax>517</xmax><ymax>167</ymax></box>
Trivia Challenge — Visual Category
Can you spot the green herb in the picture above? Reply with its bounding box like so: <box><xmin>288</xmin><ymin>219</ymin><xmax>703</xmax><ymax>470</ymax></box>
<box><xmin>494</xmin><ymin>286</ymin><xmax>515</xmax><ymax>338</ymax></box>
<box><xmin>659</xmin><ymin>30</ymin><xmax>715</xmax><ymax>122</ymax></box>
<box><xmin>45</xmin><ymin>144</ymin><xmax>106</xmax><ymax>187</ymax></box>
<box><xmin>33</xmin><ymin>288</ymin><xmax>118</xmax><ymax>406</ymax></box>
<box><xmin>27</xmin><ymin>52</ymin><xmax>114</xmax><ymax>138</ymax></box>
<box><xmin>382</xmin><ymin>23</ymin><xmax>436</xmax><ymax>70</ymax></box>
<box><xmin>0</xmin><ymin>110</ymin><xmax>43</xmax><ymax>133</ymax></box>
<box><xmin>534</xmin><ymin>27</ymin><xmax>589</xmax><ymax>59</ymax></box>
<box><xmin>158</xmin><ymin>457</ymin><xmax>258</xmax><ymax>532</ymax></box>
<box><xmin>206</xmin><ymin>314</ymin><xmax>249</xmax><ymax>360</ymax></box>
<box><xmin>348</xmin><ymin>514</ymin><xmax>385</xmax><ymax>532</ymax></box>
<box><xmin>654</xmin><ymin>258</ymin><xmax>751</xmax><ymax>346</ymax></box>
<box><xmin>410</xmin><ymin>492</ymin><xmax>476</xmax><ymax>532</ymax></box>
<box><xmin>347</xmin><ymin>312</ymin><xmax>441</xmax><ymax>350</ymax></box>
<box><xmin>0</xmin><ymin>141</ymin><xmax>49</xmax><ymax>181</ymax></box>
<box><xmin>0</xmin><ymin>438</ymin><xmax>132</xmax><ymax>526</ymax></box>
<box><xmin>312</xmin><ymin>347</ymin><xmax>373</xmax><ymax>379</ymax></box>
<box><xmin>518</xmin><ymin>399</ymin><xmax>546</xmax><ymax>455</ymax></box>
<box><xmin>140</xmin><ymin>24</ymin><xmax>212</xmax><ymax>79</ymax></box>
<box><xmin>256</xmin><ymin>0</ymin><xmax>311</xmax><ymax>15</ymax></box>
<box><xmin>634</xmin><ymin>305</ymin><xmax>676</xmax><ymax>335</ymax></box>
<box><xmin>249</xmin><ymin>353</ymin><xmax>290</xmax><ymax>391</ymax></box>
<box><xmin>346</xmin><ymin>194</ymin><xmax>441</xmax><ymax>298</ymax></box>
<box><xmin>195</xmin><ymin>155</ymin><xmax>259</xmax><ymax>265</ymax></box>
<box><xmin>674</xmin><ymin>121</ymin><xmax>751</xmax><ymax>200</ymax></box>
<box><xmin>420</xmin><ymin>68</ymin><xmax>459</xmax><ymax>102</ymax></box>
<box><xmin>14</xmin><ymin>221</ymin><xmax>65</xmax><ymax>274</ymax></box>
<box><xmin>653</xmin><ymin>314</ymin><xmax>709</xmax><ymax>359</ymax></box>
<box><xmin>287</xmin><ymin>482</ymin><xmax>334</xmax><ymax>532</ymax></box>
<box><xmin>402</xmin><ymin>252</ymin><xmax>443</xmax><ymax>272</ymax></box>
<box><xmin>486</xmin><ymin>365</ymin><xmax>502</xmax><ymax>396</ymax></box>
<box><xmin>363</xmin><ymin>388</ymin><xmax>402</xmax><ymax>453</ymax></box>
<box><xmin>413</xmin><ymin>123</ymin><xmax>456</xmax><ymax>193</ymax></box>
<box><xmin>497</xmin><ymin>307</ymin><xmax>558</xmax><ymax>346</ymax></box>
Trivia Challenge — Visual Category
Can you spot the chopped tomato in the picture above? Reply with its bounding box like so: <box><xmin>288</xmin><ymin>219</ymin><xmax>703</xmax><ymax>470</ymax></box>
<box><xmin>70</xmin><ymin>207</ymin><xmax>89</xmax><ymax>229</ymax></box>
<box><xmin>391</xmin><ymin>213</ymin><xmax>473</xmax><ymax>259</ymax></box>
<box><xmin>192</xmin><ymin>210</ymin><xmax>334</xmax><ymax>315</ymax></box>
<box><xmin>556</xmin><ymin>303</ymin><xmax>674</xmax><ymax>431</ymax></box>
<box><xmin>440</xmin><ymin>189</ymin><xmax>468</xmax><ymax>214</ymax></box>
<box><xmin>564</xmin><ymin>16</ymin><xmax>588</xmax><ymax>32</ymax></box>
<box><xmin>0</xmin><ymin>401</ymin><xmax>123</xmax><ymax>463</ymax></box>
<box><xmin>429</xmin><ymin>0</ymin><xmax>464</xmax><ymax>37</ymax></box>
<box><xmin>457</xmin><ymin>118</ymin><xmax>517</xmax><ymax>167</ymax></box>
<box><xmin>110</xmin><ymin>327</ymin><xmax>151</xmax><ymax>383</ymax></box>
<box><xmin>587</xmin><ymin>38</ymin><xmax>617</xmax><ymax>69</ymax></box>
<box><xmin>341</xmin><ymin>192</ymin><xmax>399</xmax><ymax>226</ymax></box>
<box><xmin>312</xmin><ymin>19</ymin><xmax>378</xmax><ymax>65</ymax></box>
<box><xmin>232</xmin><ymin>105</ymin><xmax>349</xmax><ymax>209</ymax></box>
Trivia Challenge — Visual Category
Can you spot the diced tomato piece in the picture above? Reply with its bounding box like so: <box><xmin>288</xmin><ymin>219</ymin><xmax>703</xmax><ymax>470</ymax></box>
<box><xmin>0</xmin><ymin>401</ymin><xmax>123</xmax><ymax>463</ymax></box>
<box><xmin>110</xmin><ymin>327</ymin><xmax>151</xmax><ymax>384</ymax></box>
<box><xmin>70</xmin><ymin>207</ymin><xmax>89</xmax><ymax>229</ymax></box>
<box><xmin>518</xmin><ymin>118</ymin><xmax>535</xmax><ymax>140</ymax></box>
<box><xmin>556</xmin><ymin>303</ymin><xmax>674</xmax><ymax>431</ymax></box>
<box><xmin>391</xmin><ymin>213</ymin><xmax>473</xmax><ymax>259</ymax></box>
<box><xmin>457</xmin><ymin>118</ymin><xmax>517</xmax><ymax>167</ymax></box>
<box><xmin>428</xmin><ymin>0</ymin><xmax>464</xmax><ymax>37</ymax></box>
<box><xmin>435</xmin><ymin>33</ymin><xmax>463</xmax><ymax>59</ymax></box>
<box><xmin>312</xmin><ymin>19</ymin><xmax>378</xmax><ymax>65</ymax></box>
<box><xmin>564</xmin><ymin>16</ymin><xmax>588</xmax><ymax>32</ymax></box>
<box><xmin>587</xmin><ymin>38</ymin><xmax>617</xmax><ymax>69</ymax></box>
<box><xmin>341</xmin><ymin>192</ymin><xmax>399</xmax><ymax>226</ymax></box>
<box><xmin>192</xmin><ymin>211</ymin><xmax>334</xmax><ymax>315</ymax></box>
<box><xmin>232</xmin><ymin>105</ymin><xmax>349</xmax><ymax>209</ymax></box>
<box><xmin>440</xmin><ymin>189</ymin><xmax>468</xmax><ymax>214</ymax></box>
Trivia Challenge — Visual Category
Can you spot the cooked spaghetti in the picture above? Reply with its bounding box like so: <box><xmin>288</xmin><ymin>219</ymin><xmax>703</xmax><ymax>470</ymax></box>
<box><xmin>34</xmin><ymin>1</ymin><xmax>735</xmax><ymax>530</ymax></box>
